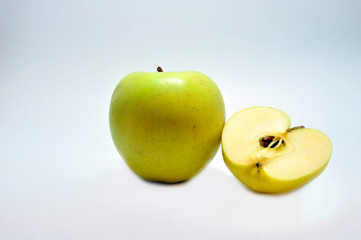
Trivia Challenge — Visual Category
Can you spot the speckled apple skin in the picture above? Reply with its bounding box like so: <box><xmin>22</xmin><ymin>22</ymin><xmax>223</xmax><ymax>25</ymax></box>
<box><xmin>109</xmin><ymin>71</ymin><xmax>225</xmax><ymax>183</ymax></box>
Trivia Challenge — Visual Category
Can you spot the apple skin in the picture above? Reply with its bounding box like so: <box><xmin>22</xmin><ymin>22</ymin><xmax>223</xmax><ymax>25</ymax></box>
<box><xmin>109</xmin><ymin>70</ymin><xmax>225</xmax><ymax>183</ymax></box>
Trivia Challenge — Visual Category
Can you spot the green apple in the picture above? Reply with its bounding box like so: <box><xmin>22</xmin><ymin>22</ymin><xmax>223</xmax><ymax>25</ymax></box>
<box><xmin>109</xmin><ymin>67</ymin><xmax>225</xmax><ymax>183</ymax></box>
<box><xmin>222</xmin><ymin>106</ymin><xmax>332</xmax><ymax>193</ymax></box>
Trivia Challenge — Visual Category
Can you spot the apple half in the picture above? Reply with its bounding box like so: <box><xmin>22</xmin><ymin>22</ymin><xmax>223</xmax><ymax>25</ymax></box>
<box><xmin>222</xmin><ymin>107</ymin><xmax>332</xmax><ymax>193</ymax></box>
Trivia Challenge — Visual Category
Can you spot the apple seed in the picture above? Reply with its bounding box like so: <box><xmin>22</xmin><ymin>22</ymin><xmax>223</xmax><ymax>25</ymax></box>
<box><xmin>261</xmin><ymin>136</ymin><xmax>275</xmax><ymax>147</ymax></box>
<box><xmin>260</xmin><ymin>136</ymin><xmax>283</xmax><ymax>149</ymax></box>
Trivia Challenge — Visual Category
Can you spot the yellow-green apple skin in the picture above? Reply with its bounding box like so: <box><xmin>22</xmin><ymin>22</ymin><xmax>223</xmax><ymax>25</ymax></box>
<box><xmin>109</xmin><ymin>70</ymin><xmax>225</xmax><ymax>183</ymax></box>
<box><xmin>222</xmin><ymin>107</ymin><xmax>333</xmax><ymax>193</ymax></box>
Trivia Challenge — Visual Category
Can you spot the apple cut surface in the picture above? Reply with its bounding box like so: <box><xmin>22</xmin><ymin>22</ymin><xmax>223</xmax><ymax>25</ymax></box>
<box><xmin>222</xmin><ymin>107</ymin><xmax>332</xmax><ymax>193</ymax></box>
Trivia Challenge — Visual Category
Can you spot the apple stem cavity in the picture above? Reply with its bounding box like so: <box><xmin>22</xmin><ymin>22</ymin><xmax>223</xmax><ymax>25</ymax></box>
<box><xmin>157</xmin><ymin>66</ymin><xmax>163</xmax><ymax>72</ymax></box>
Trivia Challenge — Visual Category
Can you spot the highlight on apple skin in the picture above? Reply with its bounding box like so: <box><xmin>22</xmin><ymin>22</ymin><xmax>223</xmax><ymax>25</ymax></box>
<box><xmin>109</xmin><ymin>67</ymin><xmax>225</xmax><ymax>183</ymax></box>
<box><xmin>221</xmin><ymin>106</ymin><xmax>333</xmax><ymax>193</ymax></box>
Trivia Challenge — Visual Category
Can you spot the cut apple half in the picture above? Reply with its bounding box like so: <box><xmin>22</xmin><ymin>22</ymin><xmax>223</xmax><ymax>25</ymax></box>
<box><xmin>222</xmin><ymin>107</ymin><xmax>333</xmax><ymax>193</ymax></box>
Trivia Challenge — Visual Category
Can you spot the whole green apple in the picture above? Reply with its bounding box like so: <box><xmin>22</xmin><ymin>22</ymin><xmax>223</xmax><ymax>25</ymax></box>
<box><xmin>109</xmin><ymin>67</ymin><xmax>225</xmax><ymax>183</ymax></box>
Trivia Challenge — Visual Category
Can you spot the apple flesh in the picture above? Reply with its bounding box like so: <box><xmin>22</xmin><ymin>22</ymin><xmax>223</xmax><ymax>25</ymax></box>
<box><xmin>222</xmin><ymin>107</ymin><xmax>332</xmax><ymax>193</ymax></box>
<box><xmin>109</xmin><ymin>68</ymin><xmax>225</xmax><ymax>183</ymax></box>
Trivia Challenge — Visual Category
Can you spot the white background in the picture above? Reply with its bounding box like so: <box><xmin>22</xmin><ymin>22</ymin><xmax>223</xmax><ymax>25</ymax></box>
<box><xmin>1</xmin><ymin>0</ymin><xmax>361</xmax><ymax>239</ymax></box>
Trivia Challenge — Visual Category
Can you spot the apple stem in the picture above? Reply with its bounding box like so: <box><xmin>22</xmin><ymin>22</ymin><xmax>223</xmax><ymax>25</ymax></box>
<box><xmin>288</xmin><ymin>126</ymin><xmax>305</xmax><ymax>132</ymax></box>
<box><xmin>157</xmin><ymin>66</ymin><xmax>163</xmax><ymax>72</ymax></box>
